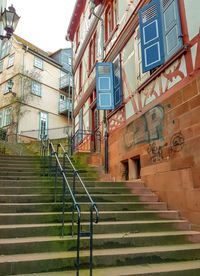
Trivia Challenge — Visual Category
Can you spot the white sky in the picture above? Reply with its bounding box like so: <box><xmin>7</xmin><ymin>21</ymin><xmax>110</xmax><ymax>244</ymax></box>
<box><xmin>7</xmin><ymin>0</ymin><xmax>76</xmax><ymax>53</ymax></box>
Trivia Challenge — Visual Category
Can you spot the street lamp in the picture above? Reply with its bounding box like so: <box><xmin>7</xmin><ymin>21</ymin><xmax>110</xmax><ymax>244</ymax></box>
<box><xmin>0</xmin><ymin>5</ymin><xmax>20</xmax><ymax>40</ymax></box>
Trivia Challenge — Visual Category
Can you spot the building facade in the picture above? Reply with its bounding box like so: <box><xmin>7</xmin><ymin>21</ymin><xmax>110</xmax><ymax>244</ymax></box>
<box><xmin>0</xmin><ymin>35</ymin><xmax>72</xmax><ymax>141</ymax></box>
<box><xmin>68</xmin><ymin>0</ymin><xmax>200</xmax><ymax>227</ymax></box>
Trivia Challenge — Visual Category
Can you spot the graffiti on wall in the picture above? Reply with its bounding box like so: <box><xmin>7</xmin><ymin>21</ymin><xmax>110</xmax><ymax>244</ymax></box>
<box><xmin>147</xmin><ymin>132</ymin><xmax>185</xmax><ymax>163</ymax></box>
<box><xmin>124</xmin><ymin>105</ymin><xmax>164</xmax><ymax>148</ymax></box>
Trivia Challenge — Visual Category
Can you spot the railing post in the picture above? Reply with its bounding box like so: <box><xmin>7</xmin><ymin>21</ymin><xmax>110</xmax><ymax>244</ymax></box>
<box><xmin>90</xmin><ymin>205</ymin><xmax>94</xmax><ymax>276</ymax></box>
<box><xmin>76</xmin><ymin>214</ymin><xmax>81</xmax><ymax>276</ymax></box>
<box><xmin>61</xmin><ymin>173</ymin><xmax>66</xmax><ymax>237</ymax></box>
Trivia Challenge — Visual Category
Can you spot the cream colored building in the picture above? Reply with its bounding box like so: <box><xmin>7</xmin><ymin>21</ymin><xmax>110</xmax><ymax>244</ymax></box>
<box><xmin>0</xmin><ymin>35</ymin><xmax>72</xmax><ymax>141</ymax></box>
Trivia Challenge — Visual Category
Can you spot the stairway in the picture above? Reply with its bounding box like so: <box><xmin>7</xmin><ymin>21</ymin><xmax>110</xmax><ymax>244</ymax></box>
<box><xmin>0</xmin><ymin>155</ymin><xmax>200</xmax><ymax>275</ymax></box>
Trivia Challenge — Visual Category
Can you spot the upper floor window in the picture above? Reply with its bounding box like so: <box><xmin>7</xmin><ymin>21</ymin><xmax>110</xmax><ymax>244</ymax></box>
<box><xmin>34</xmin><ymin>56</ymin><xmax>43</xmax><ymax>70</ymax></box>
<box><xmin>75</xmin><ymin>25</ymin><xmax>80</xmax><ymax>50</ymax></box>
<box><xmin>89</xmin><ymin>33</ymin><xmax>97</xmax><ymax>72</ymax></box>
<box><xmin>7</xmin><ymin>54</ymin><xmax>15</xmax><ymax>68</ymax></box>
<box><xmin>105</xmin><ymin>2</ymin><xmax>114</xmax><ymax>42</ymax></box>
<box><xmin>79</xmin><ymin>62</ymin><xmax>83</xmax><ymax>92</ymax></box>
<box><xmin>0</xmin><ymin>60</ymin><xmax>3</xmax><ymax>73</ymax></box>
<box><xmin>138</xmin><ymin>0</ymin><xmax>183</xmax><ymax>73</ymax></box>
<box><xmin>1</xmin><ymin>40</ymin><xmax>11</xmax><ymax>59</ymax></box>
<box><xmin>32</xmin><ymin>81</ymin><xmax>41</xmax><ymax>96</ymax></box>
<box><xmin>0</xmin><ymin>107</ymin><xmax>12</xmax><ymax>127</ymax></box>
<box><xmin>4</xmin><ymin>107</ymin><xmax>12</xmax><ymax>126</ymax></box>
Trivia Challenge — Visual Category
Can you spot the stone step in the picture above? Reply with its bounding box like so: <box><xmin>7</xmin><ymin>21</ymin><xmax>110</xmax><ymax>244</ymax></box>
<box><xmin>0</xmin><ymin>220</ymin><xmax>189</xmax><ymax>238</ymax></box>
<box><xmin>1</xmin><ymin>244</ymin><xmax>200</xmax><ymax>275</ymax></box>
<box><xmin>0</xmin><ymin>201</ymin><xmax>168</xmax><ymax>213</ymax></box>
<box><xmin>0</xmin><ymin>210</ymin><xmax>180</xmax><ymax>225</ymax></box>
<box><xmin>0</xmin><ymin>193</ymin><xmax>158</xmax><ymax>203</ymax></box>
<box><xmin>0</xmin><ymin>186</ymin><xmax>151</xmax><ymax>195</ymax></box>
<box><xmin>22</xmin><ymin>260</ymin><xmax>200</xmax><ymax>276</ymax></box>
<box><xmin>0</xmin><ymin>180</ymin><xmax>136</xmax><ymax>188</ymax></box>
<box><xmin>0</xmin><ymin>175</ymin><xmax>97</xmax><ymax>181</ymax></box>
<box><xmin>0</xmin><ymin>231</ymin><xmax>200</xmax><ymax>255</ymax></box>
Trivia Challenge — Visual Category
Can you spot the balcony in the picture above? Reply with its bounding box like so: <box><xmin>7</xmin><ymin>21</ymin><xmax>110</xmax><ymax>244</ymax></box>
<box><xmin>59</xmin><ymin>74</ymin><xmax>73</xmax><ymax>90</ymax></box>
<box><xmin>59</xmin><ymin>98</ymin><xmax>72</xmax><ymax>115</ymax></box>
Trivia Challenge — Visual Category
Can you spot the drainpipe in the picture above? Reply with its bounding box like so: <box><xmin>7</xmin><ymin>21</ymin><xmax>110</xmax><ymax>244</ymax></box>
<box><xmin>91</xmin><ymin>1</ymin><xmax>109</xmax><ymax>174</ymax></box>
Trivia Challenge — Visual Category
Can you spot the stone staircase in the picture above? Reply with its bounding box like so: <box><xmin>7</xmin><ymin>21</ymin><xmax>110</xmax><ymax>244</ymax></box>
<box><xmin>0</xmin><ymin>155</ymin><xmax>200</xmax><ymax>275</ymax></box>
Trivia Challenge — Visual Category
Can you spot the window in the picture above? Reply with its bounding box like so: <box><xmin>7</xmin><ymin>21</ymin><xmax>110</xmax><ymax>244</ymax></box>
<box><xmin>75</xmin><ymin>25</ymin><xmax>80</xmax><ymax>50</ymax></box>
<box><xmin>89</xmin><ymin>33</ymin><xmax>97</xmax><ymax>71</ymax></box>
<box><xmin>39</xmin><ymin>112</ymin><xmax>48</xmax><ymax>139</ymax></box>
<box><xmin>105</xmin><ymin>2</ymin><xmax>114</xmax><ymax>42</ymax></box>
<box><xmin>139</xmin><ymin>0</ymin><xmax>183</xmax><ymax>73</ymax></box>
<box><xmin>0</xmin><ymin>111</ymin><xmax>3</xmax><ymax>127</ymax></box>
<box><xmin>96</xmin><ymin>58</ymin><xmax>122</xmax><ymax>110</ymax></box>
<box><xmin>68</xmin><ymin>57</ymin><xmax>72</xmax><ymax>66</ymax></box>
<box><xmin>134</xmin><ymin>28</ymin><xmax>150</xmax><ymax>85</ymax></box>
<box><xmin>32</xmin><ymin>81</ymin><xmax>41</xmax><ymax>96</ymax></box>
<box><xmin>0</xmin><ymin>61</ymin><xmax>3</xmax><ymax>73</ymax></box>
<box><xmin>4</xmin><ymin>108</ymin><xmax>12</xmax><ymax>126</ymax></box>
<box><xmin>1</xmin><ymin>40</ymin><xmax>11</xmax><ymax>59</ymax></box>
<box><xmin>79</xmin><ymin>62</ymin><xmax>83</xmax><ymax>92</ymax></box>
<box><xmin>60</xmin><ymin>94</ymin><xmax>65</xmax><ymax>101</ymax></box>
<box><xmin>7</xmin><ymin>54</ymin><xmax>15</xmax><ymax>68</ymax></box>
<box><xmin>34</xmin><ymin>57</ymin><xmax>43</xmax><ymax>70</ymax></box>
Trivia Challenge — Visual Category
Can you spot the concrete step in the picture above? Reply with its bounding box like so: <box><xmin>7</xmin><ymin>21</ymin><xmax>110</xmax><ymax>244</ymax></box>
<box><xmin>22</xmin><ymin>260</ymin><xmax>200</xmax><ymax>276</ymax></box>
<box><xmin>0</xmin><ymin>187</ymin><xmax>154</xmax><ymax>196</ymax></box>
<box><xmin>0</xmin><ymin>201</ymin><xmax>168</xmax><ymax>213</ymax></box>
<box><xmin>1</xmin><ymin>244</ymin><xmax>200</xmax><ymax>275</ymax></box>
<box><xmin>0</xmin><ymin>193</ymin><xmax>158</xmax><ymax>203</ymax></box>
<box><xmin>0</xmin><ymin>210</ymin><xmax>181</xmax><ymax>225</ymax></box>
<box><xmin>0</xmin><ymin>231</ymin><xmax>200</xmax><ymax>256</ymax></box>
<box><xmin>0</xmin><ymin>220</ymin><xmax>190</xmax><ymax>238</ymax></box>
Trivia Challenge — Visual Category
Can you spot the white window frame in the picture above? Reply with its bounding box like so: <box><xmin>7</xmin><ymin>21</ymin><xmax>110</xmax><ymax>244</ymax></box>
<box><xmin>34</xmin><ymin>56</ymin><xmax>43</xmax><ymax>70</ymax></box>
<box><xmin>4</xmin><ymin>107</ymin><xmax>12</xmax><ymax>126</ymax></box>
<box><xmin>7</xmin><ymin>54</ymin><xmax>15</xmax><ymax>68</ymax></box>
<box><xmin>32</xmin><ymin>81</ymin><xmax>41</xmax><ymax>96</ymax></box>
<box><xmin>0</xmin><ymin>110</ymin><xmax>3</xmax><ymax>127</ymax></box>
<box><xmin>0</xmin><ymin>60</ymin><xmax>3</xmax><ymax>73</ymax></box>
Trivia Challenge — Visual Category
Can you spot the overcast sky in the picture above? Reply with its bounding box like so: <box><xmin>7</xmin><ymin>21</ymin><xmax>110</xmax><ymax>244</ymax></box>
<box><xmin>7</xmin><ymin>0</ymin><xmax>76</xmax><ymax>53</ymax></box>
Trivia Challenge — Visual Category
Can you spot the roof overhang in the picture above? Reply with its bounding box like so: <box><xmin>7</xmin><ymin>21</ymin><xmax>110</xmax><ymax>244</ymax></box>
<box><xmin>67</xmin><ymin>0</ymin><xmax>103</xmax><ymax>41</ymax></box>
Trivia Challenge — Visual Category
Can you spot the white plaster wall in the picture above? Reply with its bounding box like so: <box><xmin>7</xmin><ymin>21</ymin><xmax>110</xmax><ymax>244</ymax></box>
<box><xmin>184</xmin><ymin>0</ymin><xmax>200</xmax><ymax>40</ymax></box>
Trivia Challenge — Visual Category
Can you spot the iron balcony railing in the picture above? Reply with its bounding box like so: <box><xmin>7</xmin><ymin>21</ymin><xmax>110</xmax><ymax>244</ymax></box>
<box><xmin>72</xmin><ymin>130</ymin><xmax>101</xmax><ymax>153</ymax></box>
<box><xmin>59</xmin><ymin>98</ymin><xmax>72</xmax><ymax>114</ymax></box>
<box><xmin>59</xmin><ymin>74</ymin><xmax>73</xmax><ymax>89</ymax></box>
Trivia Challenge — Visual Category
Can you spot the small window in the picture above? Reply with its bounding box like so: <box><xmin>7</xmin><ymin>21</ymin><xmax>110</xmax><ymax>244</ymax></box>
<box><xmin>105</xmin><ymin>3</ymin><xmax>114</xmax><ymax>42</ymax></box>
<box><xmin>0</xmin><ymin>61</ymin><xmax>3</xmax><ymax>73</ymax></box>
<box><xmin>60</xmin><ymin>94</ymin><xmax>65</xmax><ymax>101</ymax></box>
<box><xmin>0</xmin><ymin>110</ymin><xmax>3</xmax><ymax>127</ymax></box>
<box><xmin>7</xmin><ymin>54</ymin><xmax>15</xmax><ymax>68</ymax></box>
<box><xmin>68</xmin><ymin>57</ymin><xmax>72</xmax><ymax>66</ymax></box>
<box><xmin>39</xmin><ymin>112</ymin><xmax>48</xmax><ymax>139</ymax></box>
<box><xmin>89</xmin><ymin>33</ymin><xmax>97</xmax><ymax>71</ymax></box>
<box><xmin>32</xmin><ymin>81</ymin><xmax>41</xmax><ymax>96</ymax></box>
<box><xmin>4</xmin><ymin>107</ymin><xmax>12</xmax><ymax>126</ymax></box>
<box><xmin>1</xmin><ymin>40</ymin><xmax>11</xmax><ymax>59</ymax></box>
<box><xmin>79</xmin><ymin>62</ymin><xmax>83</xmax><ymax>92</ymax></box>
<box><xmin>34</xmin><ymin>57</ymin><xmax>43</xmax><ymax>70</ymax></box>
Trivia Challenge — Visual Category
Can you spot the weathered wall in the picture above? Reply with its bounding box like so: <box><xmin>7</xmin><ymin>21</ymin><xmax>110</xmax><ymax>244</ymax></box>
<box><xmin>108</xmin><ymin>75</ymin><xmax>200</xmax><ymax>228</ymax></box>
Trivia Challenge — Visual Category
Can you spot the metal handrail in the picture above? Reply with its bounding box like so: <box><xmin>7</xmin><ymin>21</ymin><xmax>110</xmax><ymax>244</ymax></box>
<box><xmin>48</xmin><ymin>141</ymin><xmax>82</xmax><ymax>276</ymax></box>
<box><xmin>58</xmin><ymin>142</ymin><xmax>99</xmax><ymax>276</ymax></box>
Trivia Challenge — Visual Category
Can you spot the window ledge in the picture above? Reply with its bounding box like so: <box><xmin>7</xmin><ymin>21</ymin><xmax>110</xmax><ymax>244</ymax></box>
<box><xmin>31</xmin><ymin>92</ymin><xmax>42</xmax><ymax>97</ymax></box>
<box><xmin>34</xmin><ymin>65</ymin><xmax>43</xmax><ymax>71</ymax></box>
<box><xmin>104</xmin><ymin>24</ymin><xmax>119</xmax><ymax>49</ymax></box>
<box><xmin>137</xmin><ymin>46</ymin><xmax>188</xmax><ymax>93</ymax></box>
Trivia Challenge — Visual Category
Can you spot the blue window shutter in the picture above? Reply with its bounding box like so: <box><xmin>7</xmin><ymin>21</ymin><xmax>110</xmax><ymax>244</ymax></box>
<box><xmin>161</xmin><ymin>0</ymin><xmax>183</xmax><ymax>60</ymax></box>
<box><xmin>96</xmin><ymin>62</ymin><xmax>114</xmax><ymax>110</ymax></box>
<box><xmin>113</xmin><ymin>57</ymin><xmax>122</xmax><ymax>109</ymax></box>
<box><xmin>139</xmin><ymin>0</ymin><xmax>165</xmax><ymax>72</ymax></box>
